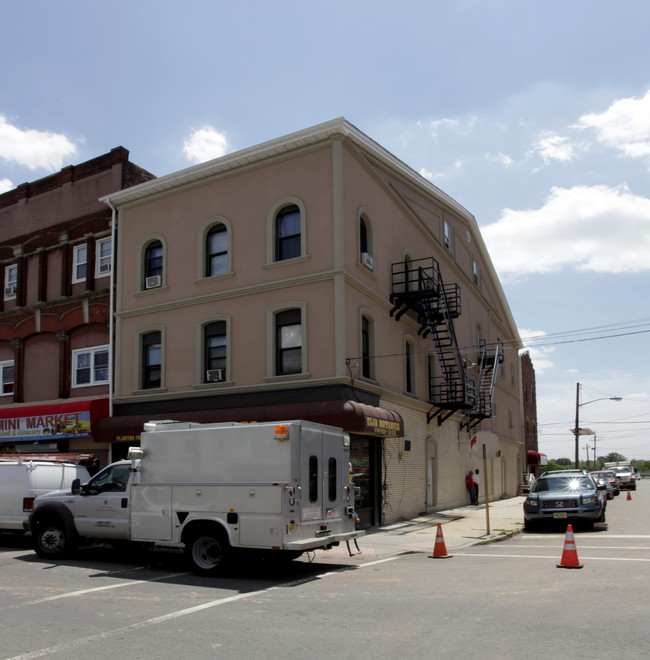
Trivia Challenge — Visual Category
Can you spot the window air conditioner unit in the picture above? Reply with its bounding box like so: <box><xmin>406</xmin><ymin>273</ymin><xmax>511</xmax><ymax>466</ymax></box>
<box><xmin>206</xmin><ymin>369</ymin><xmax>226</xmax><ymax>382</ymax></box>
<box><xmin>361</xmin><ymin>252</ymin><xmax>374</xmax><ymax>270</ymax></box>
<box><xmin>99</xmin><ymin>263</ymin><xmax>111</xmax><ymax>274</ymax></box>
<box><xmin>145</xmin><ymin>275</ymin><xmax>162</xmax><ymax>289</ymax></box>
<box><xmin>4</xmin><ymin>286</ymin><xmax>16</xmax><ymax>296</ymax></box>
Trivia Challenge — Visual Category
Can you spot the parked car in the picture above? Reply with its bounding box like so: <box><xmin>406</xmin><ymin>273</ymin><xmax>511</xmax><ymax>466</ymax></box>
<box><xmin>590</xmin><ymin>470</ymin><xmax>620</xmax><ymax>496</ymax></box>
<box><xmin>524</xmin><ymin>472</ymin><xmax>607</xmax><ymax>531</ymax></box>
<box><xmin>590</xmin><ymin>472</ymin><xmax>614</xmax><ymax>500</ymax></box>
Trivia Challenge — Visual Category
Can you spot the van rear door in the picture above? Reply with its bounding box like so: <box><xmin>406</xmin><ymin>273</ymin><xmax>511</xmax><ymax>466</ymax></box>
<box><xmin>299</xmin><ymin>424</ymin><xmax>345</xmax><ymax>524</ymax></box>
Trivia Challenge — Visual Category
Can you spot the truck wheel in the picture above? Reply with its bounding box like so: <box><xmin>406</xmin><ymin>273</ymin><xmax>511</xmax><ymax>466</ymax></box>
<box><xmin>32</xmin><ymin>518</ymin><xmax>77</xmax><ymax>559</ymax></box>
<box><xmin>186</xmin><ymin>529</ymin><xmax>231</xmax><ymax>576</ymax></box>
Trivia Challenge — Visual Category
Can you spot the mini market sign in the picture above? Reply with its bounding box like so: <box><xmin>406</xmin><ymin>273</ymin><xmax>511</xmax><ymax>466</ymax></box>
<box><xmin>0</xmin><ymin>399</ymin><xmax>108</xmax><ymax>441</ymax></box>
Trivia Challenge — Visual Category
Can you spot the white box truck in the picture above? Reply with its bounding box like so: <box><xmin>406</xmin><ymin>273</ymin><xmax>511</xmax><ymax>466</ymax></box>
<box><xmin>603</xmin><ymin>461</ymin><xmax>636</xmax><ymax>491</ymax></box>
<box><xmin>0</xmin><ymin>455</ymin><xmax>91</xmax><ymax>533</ymax></box>
<box><xmin>30</xmin><ymin>420</ymin><xmax>363</xmax><ymax>574</ymax></box>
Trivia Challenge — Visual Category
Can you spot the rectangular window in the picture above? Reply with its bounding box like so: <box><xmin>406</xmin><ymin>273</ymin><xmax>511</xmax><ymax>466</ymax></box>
<box><xmin>405</xmin><ymin>340</ymin><xmax>414</xmax><ymax>393</ymax></box>
<box><xmin>204</xmin><ymin>321</ymin><xmax>227</xmax><ymax>382</ymax></box>
<box><xmin>309</xmin><ymin>455</ymin><xmax>318</xmax><ymax>503</ymax></box>
<box><xmin>96</xmin><ymin>238</ymin><xmax>112</xmax><ymax>276</ymax></box>
<box><xmin>4</xmin><ymin>264</ymin><xmax>17</xmax><ymax>299</ymax></box>
<box><xmin>328</xmin><ymin>457</ymin><xmax>337</xmax><ymax>502</ymax></box>
<box><xmin>73</xmin><ymin>244</ymin><xmax>87</xmax><ymax>283</ymax></box>
<box><xmin>472</xmin><ymin>259</ymin><xmax>480</xmax><ymax>285</ymax></box>
<box><xmin>72</xmin><ymin>345</ymin><xmax>109</xmax><ymax>387</ymax></box>
<box><xmin>443</xmin><ymin>220</ymin><xmax>451</xmax><ymax>248</ymax></box>
<box><xmin>142</xmin><ymin>332</ymin><xmax>162</xmax><ymax>389</ymax></box>
<box><xmin>361</xmin><ymin>316</ymin><xmax>371</xmax><ymax>379</ymax></box>
<box><xmin>0</xmin><ymin>360</ymin><xmax>14</xmax><ymax>395</ymax></box>
<box><xmin>276</xmin><ymin>309</ymin><xmax>302</xmax><ymax>375</ymax></box>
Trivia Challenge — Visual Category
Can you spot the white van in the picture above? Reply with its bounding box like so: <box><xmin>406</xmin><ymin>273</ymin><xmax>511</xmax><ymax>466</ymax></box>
<box><xmin>0</xmin><ymin>456</ymin><xmax>91</xmax><ymax>532</ymax></box>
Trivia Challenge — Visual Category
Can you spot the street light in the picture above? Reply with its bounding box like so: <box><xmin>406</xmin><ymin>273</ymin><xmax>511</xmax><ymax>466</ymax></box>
<box><xmin>573</xmin><ymin>382</ymin><xmax>622</xmax><ymax>468</ymax></box>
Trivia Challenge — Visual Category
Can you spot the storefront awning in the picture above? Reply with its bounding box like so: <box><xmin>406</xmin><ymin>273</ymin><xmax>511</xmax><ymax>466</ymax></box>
<box><xmin>527</xmin><ymin>450</ymin><xmax>548</xmax><ymax>466</ymax></box>
<box><xmin>0</xmin><ymin>398</ymin><xmax>109</xmax><ymax>443</ymax></box>
<box><xmin>93</xmin><ymin>400</ymin><xmax>404</xmax><ymax>444</ymax></box>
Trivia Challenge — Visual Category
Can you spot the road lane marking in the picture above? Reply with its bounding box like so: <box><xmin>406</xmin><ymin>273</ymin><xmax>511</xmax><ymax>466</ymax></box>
<box><xmin>1</xmin><ymin>571</ymin><xmax>190</xmax><ymax>611</ymax></box>
<box><xmin>4</xmin><ymin>558</ymin><xmax>401</xmax><ymax>659</ymax></box>
<box><xmin>454</xmin><ymin>552</ymin><xmax>650</xmax><ymax>562</ymax></box>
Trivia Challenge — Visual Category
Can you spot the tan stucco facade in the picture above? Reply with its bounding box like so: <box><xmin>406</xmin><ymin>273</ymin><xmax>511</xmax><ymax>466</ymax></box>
<box><xmin>103</xmin><ymin>119</ymin><xmax>523</xmax><ymax>524</ymax></box>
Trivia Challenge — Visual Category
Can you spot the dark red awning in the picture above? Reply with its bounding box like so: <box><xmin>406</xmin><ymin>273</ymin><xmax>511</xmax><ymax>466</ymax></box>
<box><xmin>94</xmin><ymin>400</ymin><xmax>404</xmax><ymax>444</ymax></box>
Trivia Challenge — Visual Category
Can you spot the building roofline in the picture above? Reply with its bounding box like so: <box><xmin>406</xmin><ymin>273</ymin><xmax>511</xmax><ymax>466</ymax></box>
<box><xmin>99</xmin><ymin>118</ymin><xmax>475</xmax><ymax>223</ymax></box>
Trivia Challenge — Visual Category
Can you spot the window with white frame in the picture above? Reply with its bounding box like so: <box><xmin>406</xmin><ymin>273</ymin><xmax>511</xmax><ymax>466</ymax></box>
<box><xmin>96</xmin><ymin>238</ymin><xmax>112</xmax><ymax>277</ymax></box>
<box><xmin>4</xmin><ymin>264</ymin><xmax>17</xmax><ymax>299</ymax></box>
<box><xmin>275</xmin><ymin>308</ymin><xmax>302</xmax><ymax>375</ymax></box>
<box><xmin>205</xmin><ymin>224</ymin><xmax>228</xmax><ymax>277</ymax></box>
<box><xmin>0</xmin><ymin>360</ymin><xmax>14</xmax><ymax>395</ymax></box>
<box><xmin>72</xmin><ymin>345</ymin><xmax>109</xmax><ymax>387</ymax></box>
<box><xmin>72</xmin><ymin>244</ymin><xmax>88</xmax><ymax>283</ymax></box>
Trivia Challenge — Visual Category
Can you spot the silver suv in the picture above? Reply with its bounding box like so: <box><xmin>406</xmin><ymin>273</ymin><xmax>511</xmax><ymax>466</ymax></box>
<box><xmin>524</xmin><ymin>471</ymin><xmax>606</xmax><ymax>531</ymax></box>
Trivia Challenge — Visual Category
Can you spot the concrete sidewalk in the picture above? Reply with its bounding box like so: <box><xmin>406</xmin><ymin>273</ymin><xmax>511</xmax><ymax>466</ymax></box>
<box><xmin>315</xmin><ymin>496</ymin><xmax>526</xmax><ymax>560</ymax></box>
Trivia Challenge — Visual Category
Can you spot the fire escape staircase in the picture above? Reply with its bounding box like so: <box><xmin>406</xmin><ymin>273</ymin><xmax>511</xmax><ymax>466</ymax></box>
<box><xmin>390</xmin><ymin>258</ymin><xmax>475</xmax><ymax>425</ymax></box>
<box><xmin>465</xmin><ymin>339</ymin><xmax>504</xmax><ymax>430</ymax></box>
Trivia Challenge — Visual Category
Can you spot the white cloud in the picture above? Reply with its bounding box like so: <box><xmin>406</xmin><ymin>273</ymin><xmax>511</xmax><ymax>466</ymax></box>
<box><xmin>0</xmin><ymin>178</ymin><xmax>12</xmax><ymax>194</ymax></box>
<box><xmin>530</xmin><ymin>132</ymin><xmax>576</xmax><ymax>166</ymax></box>
<box><xmin>518</xmin><ymin>329</ymin><xmax>555</xmax><ymax>374</ymax></box>
<box><xmin>0</xmin><ymin>115</ymin><xmax>78</xmax><ymax>171</ymax></box>
<box><xmin>182</xmin><ymin>126</ymin><xmax>229</xmax><ymax>164</ymax></box>
<box><xmin>419</xmin><ymin>115</ymin><xmax>478</xmax><ymax>140</ymax></box>
<box><xmin>481</xmin><ymin>184</ymin><xmax>650</xmax><ymax>280</ymax></box>
<box><xmin>575</xmin><ymin>89</ymin><xmax>650</xmax><ymax>158</ymax></box>
<box><xmin>485</xmin><ymin>152</ymin><xmax>513</xmax><ymax>167</ymax></box>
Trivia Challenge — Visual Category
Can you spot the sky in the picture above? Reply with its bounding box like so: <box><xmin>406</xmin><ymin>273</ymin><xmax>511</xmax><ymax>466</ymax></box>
<box><xmin>1</xmin><ymin>0</ymin><xmax>649</xmax><ymax>460</ymax></box>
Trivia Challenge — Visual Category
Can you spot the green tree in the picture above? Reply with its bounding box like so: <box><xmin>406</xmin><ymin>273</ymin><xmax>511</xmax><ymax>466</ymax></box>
<box><xmin>603</xmin><ymin>452</ymin><xmax>627</xmax><ymax>463</ymax></box>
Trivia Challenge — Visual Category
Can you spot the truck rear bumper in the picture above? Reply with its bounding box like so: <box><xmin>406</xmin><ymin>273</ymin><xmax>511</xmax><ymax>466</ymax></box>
<box><xmin>285</xmin><ymin>530</ymin><xmax>365</xmax><ymax>551</ymax></box>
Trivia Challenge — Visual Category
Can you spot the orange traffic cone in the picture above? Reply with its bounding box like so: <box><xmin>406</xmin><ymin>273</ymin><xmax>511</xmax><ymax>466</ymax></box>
<box><xmin>429</xmin><ymin>523</ymin><xmax>452</xmax><ymax>559</ymax></box>
<box><xmin>557</xmin><ymin>524</ymin><xmax>583</xmax><ymax>569</ymax></box>
<box><xmin>627</xmin><ymin>490</ymin><xmax>632</xmax><ymax>501</ymax></box>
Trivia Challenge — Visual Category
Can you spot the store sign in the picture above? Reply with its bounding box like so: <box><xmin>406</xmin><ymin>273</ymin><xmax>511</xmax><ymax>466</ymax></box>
<box><xmin>364</xmin><ymin>415</ymin><xmax>402</xmax><ymax>437</ymax></box>
<box><xmin>0</xmin><ymin>411</ymin><xmax>92</xmax><ymax>440</ymax></box>
<box><xmin>0</xmin><ymin>400</ymin><xmax>108</xmax><ymax>442</ymax></box>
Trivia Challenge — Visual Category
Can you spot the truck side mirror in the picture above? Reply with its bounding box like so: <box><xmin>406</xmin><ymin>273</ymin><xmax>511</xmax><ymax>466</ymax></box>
<box><xmin>71</xmin><ymin>479</ymin><xmax>81</xmax><ymax>495</ymax></box>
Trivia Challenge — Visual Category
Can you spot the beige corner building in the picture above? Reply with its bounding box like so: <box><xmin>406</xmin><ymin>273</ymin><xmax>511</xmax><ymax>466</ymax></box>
<box><xmin>98</xmin><ymin>119</ymin><xmax>523</xmax><ymax>527</ymax></box>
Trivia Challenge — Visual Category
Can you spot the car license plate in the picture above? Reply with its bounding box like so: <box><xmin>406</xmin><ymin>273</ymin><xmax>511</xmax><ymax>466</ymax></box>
<box><xmin>287</xmin><ymin>523</ymin><xmax>299</xmax><ymax>534</ymax></box>
<box><xmin>553</xmin><ymin>512</ymin><xmax>567</xmax><ymax>519</ymax></box>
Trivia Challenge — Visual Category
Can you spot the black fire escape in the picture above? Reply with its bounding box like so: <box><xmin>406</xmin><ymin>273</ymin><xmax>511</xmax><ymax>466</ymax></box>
<box><xmin>390</xmin><ymin>257</ymin><xmax>502</xmax><ymax>428</ymax></box>
<box><xmin>390</xmin><ymin>257</ymin><xmax>475</xmax><ymax>425</ymax></box>
<box><xmin>466</xmin><ymin>338</ymin><xmax>504</xmax><ymax>430</ymax></box>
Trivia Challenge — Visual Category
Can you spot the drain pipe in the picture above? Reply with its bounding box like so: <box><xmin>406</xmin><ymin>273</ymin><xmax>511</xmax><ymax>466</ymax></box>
<box><xmin>105</xmin><ymin>197</ymin><xmax>117</xmax><ymax>419</ymax></box>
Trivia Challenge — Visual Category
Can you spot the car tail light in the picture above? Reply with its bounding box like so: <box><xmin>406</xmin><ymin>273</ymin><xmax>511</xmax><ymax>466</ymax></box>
<box><xmin>23</xmin><ymin>497</ymin><xmax>35</xmax><ymax>512</ymax></box>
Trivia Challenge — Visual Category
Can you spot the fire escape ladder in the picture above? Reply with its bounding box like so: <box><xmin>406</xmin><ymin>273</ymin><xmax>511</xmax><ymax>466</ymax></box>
<box><xmin>466</xmin><ymin>338</ymin><xmax>504</xmax><ymax>430</ymax></box>
<box><xmin>390</xmin><ymin>258</ymin><xmax>474</xmax><ymax>426</ymax></box>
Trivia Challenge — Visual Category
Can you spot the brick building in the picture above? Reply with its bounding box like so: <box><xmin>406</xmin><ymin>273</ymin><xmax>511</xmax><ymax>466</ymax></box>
<box><xmin>0</xmin><ymin>148</ymin><xmax>154</xmax><ymax>466</ymax></box>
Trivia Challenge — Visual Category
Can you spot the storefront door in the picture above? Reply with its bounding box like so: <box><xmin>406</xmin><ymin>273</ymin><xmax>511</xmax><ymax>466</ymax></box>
<box><xmin>350</xmin><ymin>435</ymin><xmax>381</xmax><ymax>528</ymax></box>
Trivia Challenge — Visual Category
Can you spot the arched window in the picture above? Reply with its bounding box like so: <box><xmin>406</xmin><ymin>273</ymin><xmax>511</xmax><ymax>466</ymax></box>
<box><xmin>275</xmin><ymin>205</ymin><xmax>301</xmax><ymax>261</ymax></box>
<box><xmin>144</xmin><ymin>240</ymin><xmax>163</xmax><ymax>288</ymax></box>
<box><xmin>359</xmin><ymin>214</ymin><xmax>374</xmax><ymax>270</ymax></box>
<box><xmin>205</xmin><ymin>224</ymin><xmax>228</xmax><ymax>277</ymax></box>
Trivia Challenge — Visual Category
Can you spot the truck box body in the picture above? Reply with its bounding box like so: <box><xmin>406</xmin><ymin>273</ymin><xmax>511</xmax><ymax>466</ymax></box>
<box><xmin>30</xmin><ymin>420</ymin><xmax>362</xmax><ymax>573</ymax></box>
<box><xmin>130</xmin><ymin>420</ymin><xmax>358</xmax><ymax>550</ymax></box>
